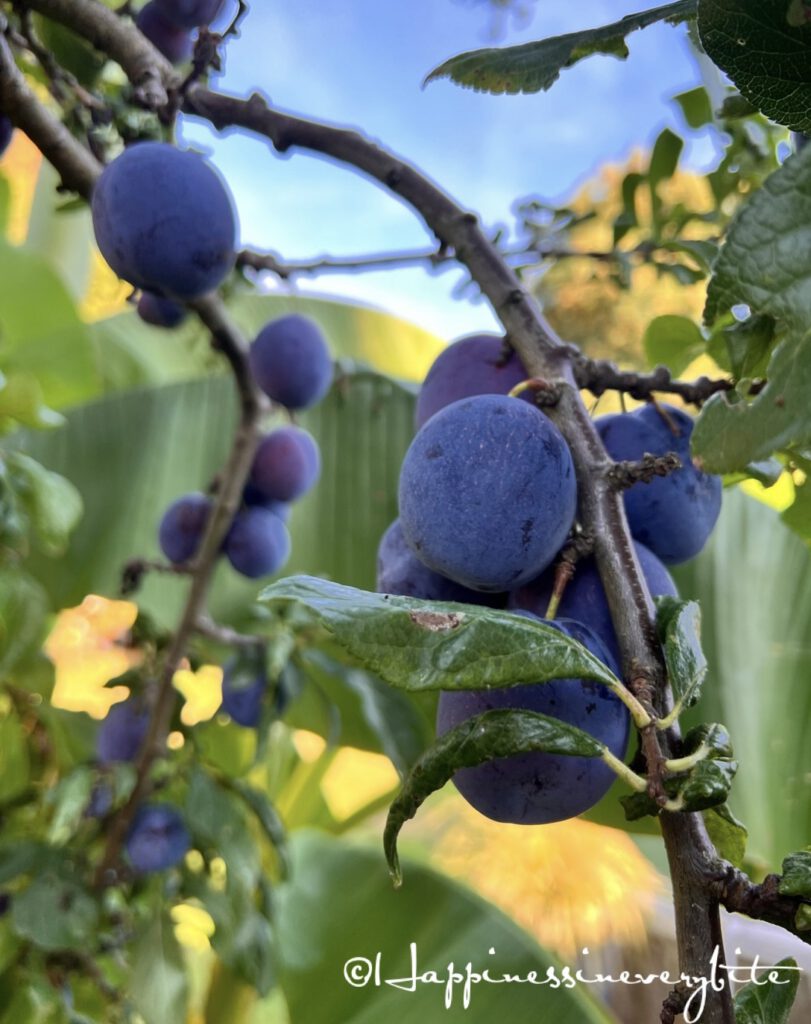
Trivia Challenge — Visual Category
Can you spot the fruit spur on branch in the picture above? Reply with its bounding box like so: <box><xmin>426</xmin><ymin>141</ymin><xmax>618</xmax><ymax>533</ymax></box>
<box><xmin>379</xmin><ymin>333</ymin><xmax>722</xmax><ymax>825</ymax></box>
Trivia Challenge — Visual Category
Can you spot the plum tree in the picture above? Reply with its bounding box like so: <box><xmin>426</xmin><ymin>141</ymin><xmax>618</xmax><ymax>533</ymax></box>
<box><xmin>376</xmin><ymin>519</ymin><xmax>499</xmax><ymax>604</ymax></box>
<box><xmin>596</xmin><ymin>403</ymin><xmax>722</xmax><ymax>564</ymax></box>
<box><xmin>155</xmin><ymin>0</ymin><xmax>225</xmax><ymax>28</ymax></box>
<box><xmin>398</xmin><ymin>394</ymin><xmax>577</xmax><ymax>591</ymax></box>
<box><xmin>96</xmin><ymin>700</ymin><xmax>150</xmax><ymax>764</ymax></box>
<box><xmin>223</xmin><ymin>506</ymin><xmax>291</xmax><ymax>578</ymax></box>
<box><xmin>158</xmin><ymin>493</ymin><xmax>212</xmax><ymax>564</ymax></box>
<box><xmin>510</xmin><ymin>541</ymin><xmax>677</xmax><ymax>665</ymax></box>
<box><xmin>221</xmin><ymin>660</ymin><xmax>267</xmax><ymax>727</ymax></box>
<box><xmin>91</xmin><ymin>142</ymin><xmax>237</xmax><ymax>300</ymax></box>
<box><xmin>136</xmin><ymin>291</ymin><xmax>188</xmax><ymax>329</ymax></box>
<box><xmin>249</xmin><ymin>315</ymin><xmax>333</xmax><ymax>410</ymax></box>
<box><xmin>135</xmin><ymin>3</ymin><xmax>193</xmax><ymax>63</ymax></box>
<box><xmin>0</xmin><ymin>116</ymin><xmax>13</xmax><ymax>157</ymax></box>
<box><xmin>415</xmin><ymin>333</ymin><xmax>530</xmax><ymax>428</ymax></box>
<box><xmin>436</xmin><ymin>616</ymin><xmax>629</xmax><ymax>824</ymax></box>
<box><xmin>248</xmin><ymin>426</ymin><xmax>321</xmax><ymax>503</ymax></box>
<box><xmin>125</xmin><ymin>804</ymin><xmax>191</xmax><ymax>873</ymax></box>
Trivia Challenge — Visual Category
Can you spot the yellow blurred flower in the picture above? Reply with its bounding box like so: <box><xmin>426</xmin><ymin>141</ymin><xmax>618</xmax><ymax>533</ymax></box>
<box><xmin>45</xmin><ymin>595</ymin><xmax>141</xmax><ymax>719</ymax></box>
<box><xmin>173</xmin><ymin>663</ymin><xmax>223</xmax><ymax>726</ymax></box>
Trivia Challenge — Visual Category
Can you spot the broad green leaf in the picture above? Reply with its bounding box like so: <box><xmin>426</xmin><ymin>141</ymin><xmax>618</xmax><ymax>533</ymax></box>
<box><xmin>260</xmin><ymin>576</ymin><xmax>620</xmax><ymax>692</ymax></box>
<box><xmin>384</xmin><ymin>708</ymin><xmax>604</xmax><ymax>885</ymax></box>
<box><xmin>0</xmin><ymin>567</ymin><xmax>48</xmax><ymax>678</ymax></box>
<box><xmin>185</xmin><ymin>770</ymin><xmax>260</xmax><ymax>897</ymax></box>
<box><xmin>649</xmin><ymin>128</ymin><xmax>684</xmax><ymax>191</ymax></box>
<box><xmin>46</xmin><ymin>767</ymin><xmax>95</xmax><ymax>846</ymax></box>
<box><xmin>698</xmin><ymin>0</ymin><xmax>811</xmax><ymax>132</ymax></box>
<box><xmin>130</xmin><ymin>914</ymin><xmax>188</xmax><ymax>1024</ymax></box>
<box><xmin>0</xmin><ymin>842</ymin><xmax>60</xmax><ymax>885</ymax></box>
<box><xmin>12</xmin><ymin>370</ymin><xmax>413</xmax><ymax>627</ymax></box>
<box><xmin>0</xmin><ymin>239</ymin><xmax>99</xmax><ymax>409</ymax></box>
<box><xmin>25</xmin><ymin>161</ymin><xmax>94</xmax><ymax>300</ymax></box>
<box><xmin>276</xmin><ymin>830</ymin><xmax>617</xmax><ymax>1024</ymax></box>
<box><xmin>781</xmin><ymin>478</ymin><xmax>811</xmax><ymax>547</ymax></box>
<box><xmin>11</xmin><ymin>875</ymin><xmax>98</xmax><ymax>951</ymax></box>
<box><xmin>0</xmin><ymin>983</ymin><xmax>68</xmax><ymax>1024</ymax></box>
<box><xmin>8</xmin><ymin>452</ymin><xmax>82</xmax><ymax>556</ymax></box>
<box><xmin>703</xmin><ymin>803</ymin><xmax>747</xmax><ymax>867</ymax></box>
<box><xmin>733</xmin><ymin>957</ymin><xmax>800</xmax><ymax>1024</ymax></box>
<box><xmin>0</xmin><ymin>710</ymin><xmax>30</xmax><ymax>805</ymax></box>
<box><xmin>674</xmin><ymin>85</ymin><xmax>713</xmax><ymax>128</ymax></box>
<box><xmin>721</xmin><ymin>314</ymin><xmax>776</xmax><ymax>381</ymax></box>
<box><xmin>656</xmin><ymin>598</ymin><xmax>707</xmax><ymax>711</ymax></box>
<box><xmin>424</xmin><ymin>1</ymin><xmax>696</xmax><ymax>95</ymax></box>
<box><xmin>0</xmin><ymin>375</ymin><xmax>63</xmax><ymax>431</ymax></box>
<box><xmin>705</xmin><ymin>146</ymin><xmax>811</xmax><ymax>332</ymax></box>
<box><xmin>643</xmin><ymin>315</ymin><xmax>705</xmax><ymax>375</ymax></box>
<box><xmin>778</xmin><ymin>850</ymin><xmax>811</xmax><ymax>899</ymax></box>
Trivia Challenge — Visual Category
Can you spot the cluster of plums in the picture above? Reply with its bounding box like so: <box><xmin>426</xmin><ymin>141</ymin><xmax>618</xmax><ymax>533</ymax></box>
<box><xmin>136</xmin><ymin>0</ymin><xmax>225</xmax><ymax>64</ymax></box>
<box><xmin>379</xmin><ymin>333</ymin><xmax>722</xmax><ymax>825</ymax></box>
<box><xmin>89</xmin><ymin>139</ymin><xmax>334</xmax><ymax>581</ymax></box>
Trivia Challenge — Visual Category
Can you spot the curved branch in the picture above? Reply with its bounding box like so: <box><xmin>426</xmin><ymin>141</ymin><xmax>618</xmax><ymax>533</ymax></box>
<box><xmin>574</xmin><ymin>357</ymin><xmax>736</xmax><ymax>406</ymax></box>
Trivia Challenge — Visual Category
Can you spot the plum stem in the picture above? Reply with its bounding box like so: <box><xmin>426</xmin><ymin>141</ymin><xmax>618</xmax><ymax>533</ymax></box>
<box><xmin>601</xmin><ymin>748</ymin><xmax>649</xmax><ymax>792</ymax></box>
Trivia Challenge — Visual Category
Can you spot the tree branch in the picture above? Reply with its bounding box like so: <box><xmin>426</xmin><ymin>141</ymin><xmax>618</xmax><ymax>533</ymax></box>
<box><xmin>183</xmin><ymin>85</ymin><xmax>734</xmax><ymax>1022</ymax></box>
<box><xmin>715</xmin><ymin>868</ymin><xmax>811</xmax><ymax>945</ymax></box>
<box><xmin>574</xmin><ymin>356</ymin><xmax>736</xmax><ymax>406</ymax></box>
<box><xmin>17</xmin><ymin>0</ymin><xmax>176</xmax><ymax>108</ymax></box>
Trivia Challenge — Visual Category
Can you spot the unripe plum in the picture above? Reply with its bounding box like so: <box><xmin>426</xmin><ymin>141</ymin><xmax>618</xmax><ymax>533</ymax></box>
<box><xmin>376</xmin><ymin>519</ymin><xmax>497</xmax><ymax>605</ymax></box>
<box><xmin>0</xmin><ymin>117</ymin><xmax>13</xmax><ymax>158</ymax></box>
<box><xmin>416</xmin><ymin>333</ymin><xmax>530</xmax><ymax>428</ymax></box>
<box><xmin>92</xmin><ymin>142</ymin><xmax>237</xmax><ymax>300</ymax></box>
<box><xmin>96</xmin><ymin>699</ymin><xmax>149</xmax><ymax>764</ymax></box>
<box><xmin>126</xmin><ymin>804</ymin><xmax>190</xmax><ymax>873</ymax></box>
<box><xmin>596</xmin><ymin>403</ymin><xmax>722</xmax><ymax>564</ymax></box>
<box><xmin>224</xmin><ymin>506</ymin><xmax>291</xmax><ymax>578</ymax></box>
<box><xmin>221</xmin><ymin>660</ymin><xmax>267</xmax><ymax>727</ymax></box>
<box><xmin>155</xmin><ymin>0</ymin><xmax>225</xmax><ymax>28</ymax></box>
<box><xmin>249</xmin><ymin>315</ymin><xmax>333</xmax><ymax>410</ymax></box>
<box><xmin>509</xmin><ymin>541</ymin><xmax>677</xmax><ymax>666</ymax></box>
<box><xmin>248</xmin><ymin>426</ymin><xmax>320</xmax><ymax>503</ymax></box>
<box><xmin>136</xmin><ymin>3</ymin><xmax>193</xmax><ymax>63</ymax></box>
<box><xmin>398</xmin><ymin>395</ymin><xmax>577</xmax><ymax>592</ymax></box>
<box><xmin>437</xmin><ymin>616</ymin><xmax>629</xmax><ymax>824</ymax></box>
<box><xmin>158</xmin><ymin>492</ymin><xmax>212</xmax><ymax>564</ymax></box>
<box><xmin>137</xmin><ymin>290</ymin><xmax>188</xmax><ymax>329</ymax></box>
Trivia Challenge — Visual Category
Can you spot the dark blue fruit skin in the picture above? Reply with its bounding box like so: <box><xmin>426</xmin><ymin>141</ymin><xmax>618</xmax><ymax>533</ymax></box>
<box><xmin>86</xmin><ymin>783</ymin><xmax>113</xmax><ymax>819</ymax></box>
<box><xmin>509</xmin><ymin>541</ymin><xmax>677</xmax><ymax>667</ymax></box>
<box><xmin>125</xmin><ymin>804</ymin><xmax>190</xmax><ymax>873</ymax></box>
<box><xmin>155</xmin><ymin>0</ymin><xmax>225</xmax><ymax>28</ymax></box>
<box><xmin>416</xmin><ymin>334</ymin><xmax>530</xmax><ymax>429</ymax></box>
<box><xmin>242</xmin><ymin>486</ymin><xmax>291</xmax><ymax>520</ymax></box>
<box><xmin>437</xmin><ymin>617</ymin><xmax>629</xmax><ymax>825</ymax></box>
<box><xmin>597</xmin><ymin>403</ymin><xmax>722</xmax><ymax>565</ymax></box>
<box><xmin>0</xmin><ymin>117</ymin><xmax>13</xmax><ymax>158</ymax></box>
<box><xmin>249</xmin><ymin>315</ymin><xmax>333</xmax><ymax>410</ymax></box>
<box><xmin>136</xmin><ymin>3</ymin><xmax>193</xmax><ymax>63</ymax></box>
<box><xmin>158</xmin><ymin>492</ymin><xmax>212</xmax><ymax>564</ymax></box>
<box><xmin>92</xmin><ymin>142</ymin><xmax>236</xmax><ymax>300</ymax></box>
<box><xmin>248</xmin><ymin>426</ymin><xmax>320</xmax><ymax>503</ymax></box>
<box><xmin>224</xmin><ymin>507</ymin><xmax>291</xmax><ymax>579</ymax></box>
<box><xmin>137</xmin><ymin>290</ymin><xmax>188</xmax><ymax>328</ymax></box>
<box><xmin>399</xmin><ymin>394</ymin><xmax>577</xmax><ymax>592</ymax></box>
<box><xmin>376</xmin><ymin>519</ymin><xmax>498</xmax><ymax>605</ymax></box>
<box><xmin>96</xmin><ymin>700</ymin><xmax>150</xmax><ymax>764</ymax></box>
<box><xmin>221</xmin><ymin>663</ymin><xmax>267</xmax><ymax>727</ymax></box>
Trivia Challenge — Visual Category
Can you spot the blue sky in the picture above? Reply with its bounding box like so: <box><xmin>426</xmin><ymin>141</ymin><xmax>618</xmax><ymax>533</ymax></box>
<box><xmin>182</xmin><ymin>1</ymin><xmax>714</xmax><ymax>339</ymax></box>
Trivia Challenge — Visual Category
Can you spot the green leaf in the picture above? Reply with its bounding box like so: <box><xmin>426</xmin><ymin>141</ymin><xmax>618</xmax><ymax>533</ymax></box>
<box><xmin>229</xmin><ymin>780</ymin><xmax>290</xmax><ymax>878</ymax></box>
<box><xmin>0</xmin><ymin>567</ymin><xmax>48</xmax><ymax>678</ymax></box>
<box><xmin>276</xmin><ymin>830</ymin><xmax>616</xmax><ymax>1024</ymax></box>
<box><xmin>130</xmin><ymin>914</ymin><xmax>188</xmax><ymax>1024</ymax></box>
<box><xmin>733</xmin><ymin>957</ymin><xmax>800</xmax><ymax>1024</ymax></box>
<box><xmin>674</xmin><ymin>85</ymin><xmax>713</xmax><ymax>128</ymax></box>
<box><xmin>384</xmin><ymin>708</ymin><xmax>604</xmax><ymax>885</ymax></box>
<box><xmin>649</xmin><ymin>128</ymin><xmax>684</xmax><ymax>190</ymax></box>
<box><xmin>703</xmin><ymin>803</ymin><xmax>747</xmax><ymax>867</ymax></box>
<box><xmin>643</xmin><ymin>315</ymin><xmax>705</xmax><ymax>375</ymax></box>
<box><xmin>721</xmin><ymin>314</ymin><xmax>776</xmax><ymax>381</ymax></box>
<box><xmin>0</xmin><ymin>842</ymin><xmax>60</xmax><ymax>885</ymax></box>
<box><xmin>0</xmin><ymin>239</ymin><xmax>99</xmax><ymax>409</ymax></box>
<box><xmin>778</xmin><ymin>850</ymin><xmax>811</xmax><ymax>899</ymax></box>
<box><xmin>260</xmin><ymin>576</ymin><xmax>620</xmax><ymax>693</ymax></box>
<box><xmin>705</xmin><ymin>145</ymin><xmax>811</xmax><ymax>332</ymax></box>
<box><xmin>424</xmin><ymin>1</ymin><xmax>697</xmax><ymax>95</ymax></box>
<box><xmin>698</xmin><ymin>0</ymin><xmax>811</xmax><ymax>132</ymax></box>
<box><xmin>656</xmin><ymin>598</ymin><xmax>707</xmax><ymax>711</ymax></box>
<box><xmin>0</xmin><ymin>375</ymin><xmax>64</xmax><ymax>431</ymax></box>
<box><xmin>46</xmin><ymin>767</ymin><xmax>95</xmax><ymax>846</ymax></box>
<box><xmin>7</xmin><ymin>452</ymin><xmax>82</xmax><ymax>556</ymax></box>
<box><xmin>185</xmin><ymin>770</ymin><xmax>260</xmax><ymax>897</ymax></box>
<box><xmin>782</xmin><ymin>480</ymin><xmax>811</xmax><ymax>547</ymax></box>
<box><xmin>0</xmin><ymin>982</ymin><xmax>68</xmax><ymax>1024</ymax></box>
<box><xmin>11</xmin><ymin>875</ymin><xmax>98</xmax><ymax>951</ymax></box>
<box><xmin>0</xmin><ymin>710</ymin><xmax>30</xmax><ymax>805</ymax></box>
